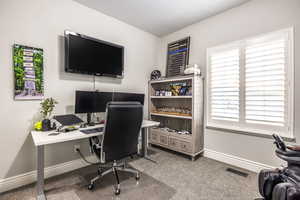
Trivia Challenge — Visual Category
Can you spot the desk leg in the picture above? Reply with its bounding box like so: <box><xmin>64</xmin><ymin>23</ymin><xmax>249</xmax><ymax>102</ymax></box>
<box><xmin>37</xmin><ymin>145</ymin><xmax>46</xmax><ymax>200</ymax></box>
<box><xmin>141</xmin><ymin>128</ymin><xmax>157</xmax><ymax>164</ymax></box>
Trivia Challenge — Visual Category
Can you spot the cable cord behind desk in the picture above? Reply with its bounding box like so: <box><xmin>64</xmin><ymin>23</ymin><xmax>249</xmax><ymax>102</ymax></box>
<box><xmin>76</xmin><ymin>148</ymin><xmax>100</xmax><ymax>165</ymax></box>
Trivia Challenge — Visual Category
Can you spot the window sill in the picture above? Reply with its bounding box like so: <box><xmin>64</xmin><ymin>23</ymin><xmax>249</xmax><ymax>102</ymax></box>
<box><xmin>206</xmin><ymin>125</ymin><xmax>296</xmax><ymax>143</ymax></box>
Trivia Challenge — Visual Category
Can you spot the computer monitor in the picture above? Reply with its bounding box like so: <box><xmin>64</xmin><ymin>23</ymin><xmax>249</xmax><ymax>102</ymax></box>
<box><xmin>95</xmin><ymin>92</ymin><xmax>113</xmax><ymax>112</ymax></box>
<box><xmin>75</xmin><ymin>91</ymin><xmax>113</xmax><ymax>125</ymax></box>
<box><xmin>113</xmin><ymin>92</ymin><xmax>145</xmax><ymax>105</ymax></box>
<box><xmin>75</xmin><ymin>91</ymin><xmax>113</xmax><ymax>113</ymax></box>
<box><xmin>75</xmin><ymin>91</ymin><xmax>95</xmax><ymax>114</ymax></box>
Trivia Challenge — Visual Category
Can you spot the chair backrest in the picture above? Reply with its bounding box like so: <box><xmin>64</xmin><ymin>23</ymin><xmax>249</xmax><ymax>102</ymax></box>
<box><xmin>102</xmin><ymin>101</ymin><xmax>143</xmax><ymax>162</ymax></box>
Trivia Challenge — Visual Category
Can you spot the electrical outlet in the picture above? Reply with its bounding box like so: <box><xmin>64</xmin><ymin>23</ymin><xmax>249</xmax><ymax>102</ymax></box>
<box><xmin>74</xmin><ymin>144</ymin><xmax>80</xmax><ymax>153</ymax></box>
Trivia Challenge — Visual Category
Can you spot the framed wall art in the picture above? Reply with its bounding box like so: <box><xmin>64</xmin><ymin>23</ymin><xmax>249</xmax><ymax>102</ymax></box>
<box><xmin>166</xmin><ymin>37</ymin><xmax>190</xmax><ymax>77</ymax></box>
<box><xmin>13</xmin><ymin>44</ymin><xmax>44</xmax><ymax>100</ymax></box>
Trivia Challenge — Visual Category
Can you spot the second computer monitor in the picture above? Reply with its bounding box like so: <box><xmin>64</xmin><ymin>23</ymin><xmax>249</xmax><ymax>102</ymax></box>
<box><xmin>75</xmin><ymin>91</ymin><xmax>113</xmax><ymax>114</ymax></box>
<box><xmin>95</xmin><ymin>92</ymin><xmax>113</xmax><ymax>112</ymax></box>
<box><xmin>75</xmin><ymin>91</ymin><xmax>96</xmax><ymax>114</ymax></box>
<box><xmin>113</xmin><ymin>92</ymin><xmax>145</xmax><ymax>105</ymax></box>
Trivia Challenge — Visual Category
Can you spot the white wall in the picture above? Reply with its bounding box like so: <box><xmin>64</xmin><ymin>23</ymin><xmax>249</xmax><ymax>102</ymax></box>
<box><xmin>0</xmin><ymin>0</ymin><xmax>159</xmax><ymax>180</ymax></box>
<box><xmin>157</xmin><ymin>0</ymin><xmax>300</xmax><ymax>167</ymax></box>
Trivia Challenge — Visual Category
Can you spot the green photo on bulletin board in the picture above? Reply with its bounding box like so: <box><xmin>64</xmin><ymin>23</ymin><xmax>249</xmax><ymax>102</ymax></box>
<box><xmin>13</xmin><ymin>44</ymin><xmax>44</xmax><ymax>100</ymax></box>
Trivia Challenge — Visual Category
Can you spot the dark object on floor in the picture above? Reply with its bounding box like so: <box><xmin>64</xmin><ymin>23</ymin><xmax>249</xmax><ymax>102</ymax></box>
<box><xmin>88</xmin><ymin>102</ymin><xmax>143</xmax><ymax>195</ymax></box>
<box><xmin>226</xmin><ymin>168</ymin><xmax>248</xmax><ymax>177</ymax></box>
<box><xmin>258</xmin><ymin>134</ymin><xmax>300</xmax><ymax>200</ymax></box>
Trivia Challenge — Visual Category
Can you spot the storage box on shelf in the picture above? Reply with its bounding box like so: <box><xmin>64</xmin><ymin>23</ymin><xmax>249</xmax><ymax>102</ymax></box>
<box><xmin>148</xmin><ymin>75</ymin><xmax>204</xmax><ymax>160</ymax></box>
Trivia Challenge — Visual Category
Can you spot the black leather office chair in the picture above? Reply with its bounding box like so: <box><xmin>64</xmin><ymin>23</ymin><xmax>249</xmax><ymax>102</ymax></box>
<box><xmin>88</xmin><ymin>101</ymin><xmax>143</xmax><ymax>195</ymax></box>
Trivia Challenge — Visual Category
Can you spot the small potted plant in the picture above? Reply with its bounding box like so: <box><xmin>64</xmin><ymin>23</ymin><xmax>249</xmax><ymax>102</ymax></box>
<box><xmin>40</xmin><ymin>98</ymin><xmax>58</xmax><ymax>131</ymax></box>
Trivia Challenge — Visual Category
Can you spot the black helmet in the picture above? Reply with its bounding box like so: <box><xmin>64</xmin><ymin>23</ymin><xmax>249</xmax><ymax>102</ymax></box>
<box><xmin>151</xmin><ymin>70</ymin><xmax>161</xmax><ymax>80</ymax></box>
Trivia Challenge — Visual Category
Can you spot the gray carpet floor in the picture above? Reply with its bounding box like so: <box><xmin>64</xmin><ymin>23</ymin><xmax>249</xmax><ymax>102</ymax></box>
<box><xmin>0</xmin><ymin>147</ymin><xmax>261</xmax><ymax>200</ymax></box>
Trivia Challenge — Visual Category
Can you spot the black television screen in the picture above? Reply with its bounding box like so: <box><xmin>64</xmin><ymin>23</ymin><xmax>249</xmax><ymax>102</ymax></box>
<box><xmin>65</xmin><ymin>31</ymin><xmax>124</xmax><ymax>78</ymax></box>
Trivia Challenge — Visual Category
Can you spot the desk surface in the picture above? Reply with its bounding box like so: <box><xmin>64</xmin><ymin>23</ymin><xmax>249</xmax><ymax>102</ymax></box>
<box><xmin>31</xmin><ymin>119</ymin><xmax>159</xmax><ymax>146</ymax></box>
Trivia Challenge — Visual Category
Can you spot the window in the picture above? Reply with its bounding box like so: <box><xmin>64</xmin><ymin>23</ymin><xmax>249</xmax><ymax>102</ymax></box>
<box><xmin>207</xmin><ymin>28</ymin><xmax>294</xmax><ymax>138</ymax></box>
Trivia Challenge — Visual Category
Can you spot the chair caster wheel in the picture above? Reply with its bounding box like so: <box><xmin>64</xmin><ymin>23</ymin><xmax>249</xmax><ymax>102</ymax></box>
<box><xmin>88</xmin><ymin>183</ymin><xmax>94</xmax><ymax>190</ymax></box>
<box><xmin>114</xmin><ymin>188</ymin><xmax>121</xmax><ymax>195</ymax></box>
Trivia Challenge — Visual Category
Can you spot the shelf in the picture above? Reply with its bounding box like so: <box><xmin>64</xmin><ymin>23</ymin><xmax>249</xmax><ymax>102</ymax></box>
<box><xmin>150</xmin><ymin>112</ymin><xmax>192</xmax><ymax>119</ymax></box>
<box><xmin>150</xmin><ymin>96</ymin><xmax>192</xmax><ymax>99</ymax></box>
<box><xmin>149</xmin><ymin>75</ymin><xmax>194</xmax><ymax>84</ymax></box>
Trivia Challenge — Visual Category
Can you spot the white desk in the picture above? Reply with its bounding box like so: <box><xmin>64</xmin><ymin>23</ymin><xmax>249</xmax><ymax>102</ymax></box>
<box><xmin>31</xmin><ymin>119</ymin><xmax>159</xmax><ymax>200</ymax></box>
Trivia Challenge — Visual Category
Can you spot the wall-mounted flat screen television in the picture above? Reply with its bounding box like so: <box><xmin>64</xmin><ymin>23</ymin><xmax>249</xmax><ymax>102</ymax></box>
<box><xmin>64</xmin><ymin>30</ymin><xmax>124</xmax><ymax>78</ymax></box>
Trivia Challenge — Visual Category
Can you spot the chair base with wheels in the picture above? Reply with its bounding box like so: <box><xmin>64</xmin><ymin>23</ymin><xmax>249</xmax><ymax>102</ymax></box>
<box><xmin>88</xmin><ymin>160</ymin><xmax>140</xmax><ymax>195</ymax></box>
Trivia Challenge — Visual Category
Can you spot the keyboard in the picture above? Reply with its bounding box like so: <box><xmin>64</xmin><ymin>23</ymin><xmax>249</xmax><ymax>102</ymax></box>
<box><xmin>80</xmin><ymin>127</ymin><xmax>104</xmax><ymax>134</ymax></box>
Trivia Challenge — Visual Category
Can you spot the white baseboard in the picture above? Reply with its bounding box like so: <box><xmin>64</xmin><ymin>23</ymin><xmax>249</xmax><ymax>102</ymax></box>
<box><xmin>204</xmin><ymin>148</ymin><xmax>275</xmax><ymax>173</ymax></box>
<box><xmin>0</xmin><ymin>156</ymin><xmax>96</xmax><ymax>193</ymax></box>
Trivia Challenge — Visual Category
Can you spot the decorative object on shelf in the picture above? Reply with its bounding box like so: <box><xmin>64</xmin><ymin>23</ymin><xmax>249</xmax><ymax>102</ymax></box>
<box><xmin>165</xmin><ymin>91</ymin><xmax>172</xmax><ymax>96</ymax></box>
<box><xmin>13</xmin><ymin>44</ymin><xmax>44</xmax><ymax>100</ymax></box>
<box><xmin>40</xmin><ymin>98</ymin><xmax>58</xmax><ymax>131</ymax></box>
<box><xmin>170</xmin><ymin>82</ymin><xmax>190</xmax><ymax>96</ymax></box>
<box><xmin>153</xmin><ymin>106</ymin><xmax>192</xmax><ymax>117</ymax></box>
<box><xmin>150</xmin><ymin>70</ymin><xmax>161</xmax><ymax>80</ymax></box>
<box><xmin>170</xmin><ymin>84</ymin><xmax>181</xmax><ymax>96</ymax></box>
<box><xmin>155</xmin><ymin>127</ymin><xmax>191</xmax><ymax>136</ymax></box>
<box><xmin>184</xmin><ymin>64</ymin><xmax>201</xmax><ymax>75</ymax></box>
<box><xmin>153</xmin><ymin>82</ymin><xmax>191</xmax><ymax>97</ymax></box>
<box><xmin>186</xmin><ymin>86</ymin><xmax>192</xmax><ymax>96</ymax></box>
<box><xmin>166</xmin><ymin>37</ymin><xmax>190</xmax><ymax>77</ymax></box>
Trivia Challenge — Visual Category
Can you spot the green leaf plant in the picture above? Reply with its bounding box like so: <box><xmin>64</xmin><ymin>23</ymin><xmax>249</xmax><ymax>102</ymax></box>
<box><xmin>40</xmin><ymin>98</ymin><xmax>58</xmax><ymax>119</ymax></box>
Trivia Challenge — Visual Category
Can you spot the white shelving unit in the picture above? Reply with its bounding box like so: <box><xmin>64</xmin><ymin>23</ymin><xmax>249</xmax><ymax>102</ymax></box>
<box><xmin>148</xmin><ymin>75</ymin><xmax>204</xmax><ymax>160</ymax></box>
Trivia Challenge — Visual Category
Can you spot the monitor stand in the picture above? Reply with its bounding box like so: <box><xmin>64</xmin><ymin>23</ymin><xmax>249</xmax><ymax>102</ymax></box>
<box><xmin>86</xmin><ymin>113</ymin><xmax>95</xmax><ymax>126</ymax></box>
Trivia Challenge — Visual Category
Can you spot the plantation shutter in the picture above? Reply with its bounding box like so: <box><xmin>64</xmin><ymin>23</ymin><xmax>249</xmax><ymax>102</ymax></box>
<box><xmin>245</xmin><ymin>38</ymin><xmax>287</xmax><ymax>126</ymax></box>
<box><xmin>210</xmin><ymin>49</ymin><xmax>240</xmax><ymax>121</ymax></box>
<box><xmin>207</xmin><ymin>28</ymin><xmax>293</xmax><ymax>137</ymax></box>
